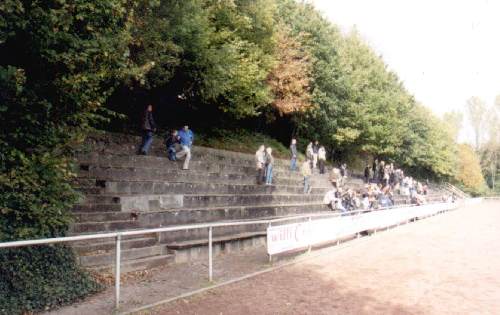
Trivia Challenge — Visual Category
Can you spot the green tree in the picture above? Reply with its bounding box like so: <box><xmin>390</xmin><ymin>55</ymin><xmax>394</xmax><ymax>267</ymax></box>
<box><xmin>120</xmin><ymin>0</ymin><xmax>276</xmax><ymax>119</ymax></box>
<box><xmin>456</xmin><ymin>144</ymin><xmax>487</xmax><ymax>193</ymax></box>
<box><xmin>442</xmin><ymin>110</ymin><xmax>463</xmax><ymax>142</ymax></box>
<box><xmin>480</xmin><ymin>104</ymin><xmax>500</xmax><ymax>190</ymax></box>
<box><xmin>398</xmin><ymin>105</ymin><xmax>456</xmax><ymax>179</ymax></box>
<box><xmin>0</xmin><ymin>1</ymin><xmax>133</xmax><ymax>312</ymax></box>
<box><xmin>466</xmin><ymin>96</ymin><xmax>487</xmax><ymax>150</ymax></box>
<box><xmin>267</xmin><ymin>26</ymin><xmax>312</xmax><ymax>115</ymax></box>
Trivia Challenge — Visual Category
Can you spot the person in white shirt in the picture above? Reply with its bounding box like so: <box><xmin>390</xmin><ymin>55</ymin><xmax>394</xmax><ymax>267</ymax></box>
<box><xmin>318</xmin><ymin>146</ymin><xmax>326</xmax><ymax>174</ymax></box>
<box><xmin>255</xmin><ymin>145</ymin><xmax>265</xmax><ymax>185</ymax></box>
<box><xmin>323</xmin><ymin>187</ymin><xmax>337</xmax><ymax>210</ymax></box>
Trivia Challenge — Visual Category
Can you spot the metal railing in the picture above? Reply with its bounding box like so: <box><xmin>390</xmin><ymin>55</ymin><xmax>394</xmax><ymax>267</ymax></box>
<box><xmin>443</xmin><ymin>182</ymin><xmax>469</xmax><ymax>198</ymax></box>
<box><xmin>0</xmin><ymin>200</ymin><xmax>473</xmax><ymax>311</ymax></box>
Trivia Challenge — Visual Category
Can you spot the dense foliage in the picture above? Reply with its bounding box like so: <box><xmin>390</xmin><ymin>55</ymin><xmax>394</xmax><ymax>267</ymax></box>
<box><xmin>106</xmin><ymin>0</ymin><xmax>460</xmax><ymax>180</ymax></box>
<box><xmin>0</xmin><ymin>0</ymin><xmax>132</xmax><ymax>312</ymax></box>
<box><xmin>456</xmin><ymin>144</ymin><xmax>487</xmax><ymax>194</ymax></box>
<box><xmin>0</xmin><ymin>246</ymin><xmax>102</xmax><ymax>314</ymax></box>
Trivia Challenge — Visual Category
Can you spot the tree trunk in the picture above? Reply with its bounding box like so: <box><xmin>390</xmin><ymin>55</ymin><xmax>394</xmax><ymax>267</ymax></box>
<box><xmin>492</xmin><ymin>152</ymin><xmax>497</xmax><ymax>190</ymax></box>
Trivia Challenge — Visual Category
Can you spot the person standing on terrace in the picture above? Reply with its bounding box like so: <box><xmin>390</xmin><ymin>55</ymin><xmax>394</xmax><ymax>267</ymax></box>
<box><xmin>290</xmin><ymin>138</ymin><xmax>298</xmax><ymax>171</ymax></box>
<box><xmin>138</xmin><ymin>104</ymin><xmax>156</xmax><ymax>155</ymax></box>
<box><xmin>255</xmin><ymin>145</ymin><xmax>266</xmax><ymax>185</ymax></box>
<box><xmin>318</xmin><ymin>146</ymin><xmax>326</xmax><ymax>174</ymax></box>
<box><xmin>312</xmin><ymin>140</ymin><xmax>320</xmax><ymax>171</ymax></box>
<box><xmin>264</xmin><ymin>147</ymin><xmax>274</xmax><ymax>185</ymax></box>
<box><xmin>301</xmin><ymin>159</ymin><xmax>312</xmax><ymax>194</ymax></box>
<box><xmin>176</xmin><ymin>125</ymin><xmax>194</xmax><ymax>170</ymax></box>
<box><xmin>364</xmin><ymin>164</ymin><xmax>371</xmax><ymax>183</ymax></box>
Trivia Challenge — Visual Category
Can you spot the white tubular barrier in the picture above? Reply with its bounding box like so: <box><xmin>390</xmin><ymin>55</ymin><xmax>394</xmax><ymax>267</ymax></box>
<box><xmin>0</xmin><ymin>201</ymin><xmax>468</xmax><ymax>311</ymax></box>
<box><xmin>463</xmin><ymin>198</ymin><xmax>484</xmax><ymax>205</ymax></box>
<box><xmin>267</xmin><ymin>202</ymin><xmax>457</xmax><ymax>255</ymax></box>
<box><xmin>484</xmin><ymin>196</ymin><xmax>500</xmax><ymax>201</ymax></box>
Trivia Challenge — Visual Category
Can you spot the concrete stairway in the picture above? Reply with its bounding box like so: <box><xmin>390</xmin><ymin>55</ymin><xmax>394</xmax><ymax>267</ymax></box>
<box><xmin>69</xmin><ymin>133</ymin><xmax>444</xmax><ymax>273</ymax></box>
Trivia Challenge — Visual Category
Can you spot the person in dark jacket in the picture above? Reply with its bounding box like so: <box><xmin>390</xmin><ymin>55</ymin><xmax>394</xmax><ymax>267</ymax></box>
<box><xmin>290</xmin><ymin>138</ymin><xmax>298</xmax><ymax>171</ymax></box>
<box><xmin>139</xmin><ymin>104</ymin><xmax>156</xmax><ymax>155</ymax></box>
<box><xmin>372</xmin><ymin>159</ymin><xmax>378</xmax><ymax>180</ymax></box>
<box><xmin>364</xmin><ymin>164</ymin><xmax>371</xmax><ymax>183</ymax></box>
<box><xmin>165</xmin><ymin>129</ymin><xmax>180</xmax><ymax>161</ymax></box>
<box><xmin>312</xmin><ymin>140</ymin><xmax>320</xmax><ymax>170</ymax></box>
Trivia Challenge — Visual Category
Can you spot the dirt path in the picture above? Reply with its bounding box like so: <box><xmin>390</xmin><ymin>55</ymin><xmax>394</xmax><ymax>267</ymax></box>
<box><xmin>142</xmin><ymin>200</ymin><xmax>500</xmax><ymax>315</ymax></box>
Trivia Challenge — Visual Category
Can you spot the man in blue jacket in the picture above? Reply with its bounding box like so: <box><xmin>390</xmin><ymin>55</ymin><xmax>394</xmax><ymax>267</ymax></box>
<box><xmin>176</xmin><ymin>125</ymin><xmax>194</xmax><ymax>170</ymax></box>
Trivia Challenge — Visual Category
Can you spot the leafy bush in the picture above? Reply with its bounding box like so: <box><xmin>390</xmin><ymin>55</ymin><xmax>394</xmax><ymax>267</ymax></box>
<box><xmin>0</xmin><ymin>245</ymin><xmax>102</xmax><ymax>315</ymax></box>
<box><xmin>0</xmin><ymin>153</ymin><xmax>77</xmax><ymax>241</ymax></box>
<box><xmin>0</xmin><ymin>1</ymin><xmax>133</xmax><ymax>313</ymax></box>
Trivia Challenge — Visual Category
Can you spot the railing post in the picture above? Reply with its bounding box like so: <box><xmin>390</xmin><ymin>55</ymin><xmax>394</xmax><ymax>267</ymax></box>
<box><xmin>115</xmin><ymin>234</ymin><xmax>122</xmax><ymax>310</ymax></box>
<box><xmin>208</xmin><ymin>226</ymin><xmax>213</xmax><ymax>282</ymax></box>
<box><xmin>307</xmin><ymin>217</ymin><xmax>312</xmax><ymax>253</ymax></box>
<box><xmin>268</xmin><ymin>222</ymin><xmax>272</xmax><ymax>263</ymax></box>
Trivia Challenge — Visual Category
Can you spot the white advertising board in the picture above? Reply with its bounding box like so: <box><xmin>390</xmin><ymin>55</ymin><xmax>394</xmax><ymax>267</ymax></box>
<box><xmin>267</xmin><ymin>203</ymin><xmax>456</xmax><ymax>255</ymax></box>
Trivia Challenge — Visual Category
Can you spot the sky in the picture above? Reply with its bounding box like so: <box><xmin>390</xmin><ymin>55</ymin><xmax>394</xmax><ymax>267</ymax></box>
<box><xmin>310</xmin><ymin>0</ymin><xmax>500</xmax><ymax>118</ymax></box>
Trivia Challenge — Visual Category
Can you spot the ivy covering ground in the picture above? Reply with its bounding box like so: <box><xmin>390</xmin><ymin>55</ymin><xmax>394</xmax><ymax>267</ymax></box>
<box><xmin>0</xmin><ymin>246</ymin><xmax>102</xmax><ymax>314</ymax></box>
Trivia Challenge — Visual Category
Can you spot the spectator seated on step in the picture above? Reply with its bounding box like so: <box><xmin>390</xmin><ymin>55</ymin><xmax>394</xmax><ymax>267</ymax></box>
<box><xmin>411</xmin><ymin>192</ymin><xmax>426</xmax><ymax>206</ymax></box>
<box><xmin>378</xmin><ymin>193</ymin><xmax>393</xmax><ymax>208</ymax></box>
<box><xmin>165</xmin><ymin>129</ymin><xmax>180</xmax><ymax>161</ymax></box>
<box><xmin>323</xmin><ymin>182</ymin><xmax>338</xmax><ymax>211</ymax></box>
<box><xmin>176</xmin><ymin>125</ymin><xmax>194</xmax><ymax>170</ymax></box>
<box><xmin>323</xmin><ymin>185</ymin><xmax>347</xmax><ymax>213</ymax></box>
<box><xmin>341</xmin><ymin>188</ymin><xmax>358</xmax><ymax>211</ymax></box>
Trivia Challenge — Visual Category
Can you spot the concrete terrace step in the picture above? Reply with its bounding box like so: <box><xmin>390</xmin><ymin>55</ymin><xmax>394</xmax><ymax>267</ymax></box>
<box><xmin>77</xmin><ymin>164</ymin><xmax>328</xmax><ymax>186</ymax></box>
<box><xmin>78</xmin><ymin>193</ymin><xmax>325</xmax><ymax>212</ymax></box>
<box><xmin>166</xmin><ymin>231</ymin><xmax>266</xmax><ymax>250</ymax></box>
<box><xmin>94</xmin><ymin>180</ymin><xmax>330</xmax><ymax>196</ymax></box>
<box><xmin>70</xmin><ymin>219</ymin><xmax>143</xmax><ymax>234</ymax></box>
<box><xmin>77</xmin><ymin>151</ymin><xmax>290</xmax><ymax>173</ymax></box>
<box><xmin>71</xmin><ymin>202</ymin><xmax>329</xmax><ymax>235</ymax></box>
<box><xmin>76</xmin><ymin>154</ymin><xmax>334</xmax><ymax>186</ymax></box>
<box><xmin>90</xmin><ymin>254</ymin><xmax>175</xmax><ymax>274</ymax></box>
<box><xmin>73</xmin><ymin>236</ymin><xmax>158</xmax><ymax>256</ymax></box>
<box><xmin>78</xmin><ymin>244</ymin><xmax>167</xmax><ymax>267</ymax></box>
<box><xmin>73</xmin><ymin>202</ymin><xmax>330</xmax><ymax>225</ymax></box>
<box><xmin>75</xmin><ymin>176</ymin><xmax>334</xmax><ymax>194</ymax></box>
<box><xmin>80</xmin><ymin>133</ymin><xmax>295</xmax><ymax>166</ymax></box>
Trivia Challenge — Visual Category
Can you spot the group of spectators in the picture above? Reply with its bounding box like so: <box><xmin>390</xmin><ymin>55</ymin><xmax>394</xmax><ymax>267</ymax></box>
<box><xmin>323</xmin><ymin>182</ymin><xmax>395</xmax><ymax>213</ymax></box>
<box><xmin>255</xmin><ymin>145</ymin><xmax>275</xmax><ymax>185</ymax></box>
<box><xmin>364</xmin><ymin>159</ymin><xmax>402</xmax><ymax>186</ymax></box>
<box><xmin>324</xmin><ymin>158</ymin><xmax>436</xmax><ymax>212</ymax></box>
<box><xmin>137</xmin><ymin>105</ymin><xmax>194</xmax><ymax>170</ymax></box>
<box><xmin>304</xmin><ymin>141</ymin><xmax>327</xmax><ymax>174</ymax></box>
<box><xmin>365</xmin><ymin>159</ymin><xmax>431</xmax><ymax>204</ymax></box>
<box><xmin>138</xmin><ymin>106</ymin><xmax>442</xmax><ymax>212</ymax></box>
<box><xmin>255</xmin><ymin>138</ymin><xmax>328</xmax><ymax>189</ymax></box>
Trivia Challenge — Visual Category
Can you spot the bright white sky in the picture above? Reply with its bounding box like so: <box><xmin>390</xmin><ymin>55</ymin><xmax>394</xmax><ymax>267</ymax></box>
<box><xmin>310</xmin><ymin>0</ymin><xmax>500</xmax><ymax>117</ymax></box>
